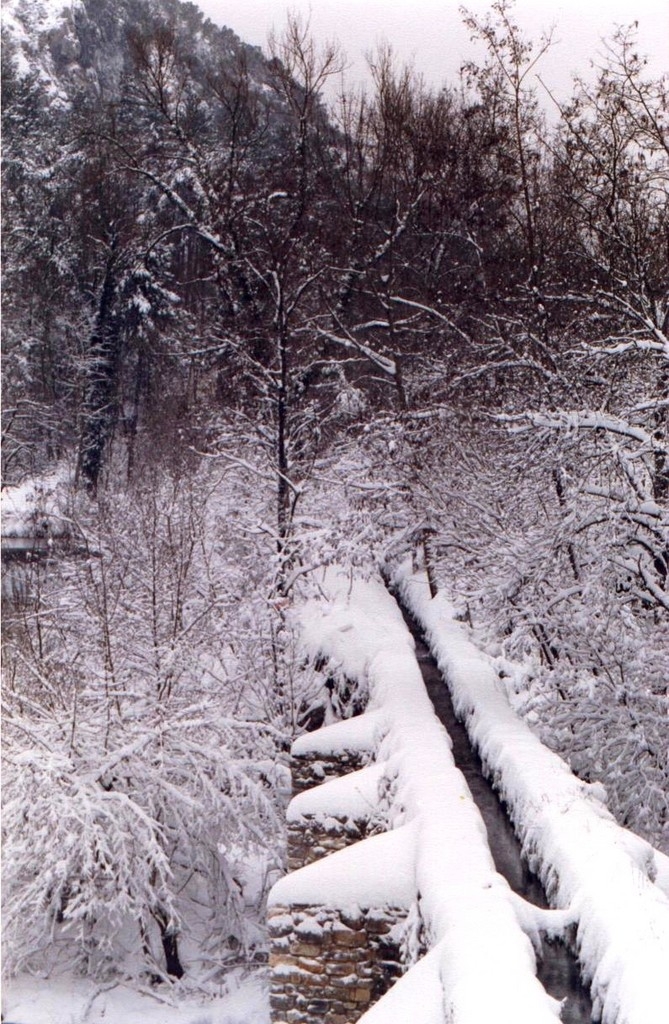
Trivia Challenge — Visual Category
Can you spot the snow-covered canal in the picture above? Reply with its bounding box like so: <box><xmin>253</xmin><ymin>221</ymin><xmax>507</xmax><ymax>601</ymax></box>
<box><xmin>272</xmin><ymin>566</ymin><xmax>669</xmax><ymax>1023</ymax></box>
<box><xmin>404</xmin><ymin>610</ymin><xmax>594</xmax><ymax>1023</ymax></box>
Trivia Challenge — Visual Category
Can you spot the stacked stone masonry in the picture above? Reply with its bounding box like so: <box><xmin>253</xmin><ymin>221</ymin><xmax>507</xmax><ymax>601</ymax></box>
<box><xmin>269</xmin><ymin>904</ymin><xmax>407</xmax><ymax>1024</ymax></box>
<box><xmin>290</xmin><ymin>749</ymin><xmax>367</xmax><ymax>796</ymax></box>
<box><xmin>287</xmin><ymin>814</ymin><xmax>375</xmax><ymax>872</ymax></box>
<box><xmin>268</xmin><ymin>742</ymin><xmax>414</xmax><ymax>1023</ymax></box>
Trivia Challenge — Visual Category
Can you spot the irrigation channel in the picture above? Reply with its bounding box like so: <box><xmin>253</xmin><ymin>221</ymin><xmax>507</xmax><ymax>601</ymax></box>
<box><xmin>400</xmin><ymin>607</ymin><xmax>594</xmax><ymax>1023</ymax></box>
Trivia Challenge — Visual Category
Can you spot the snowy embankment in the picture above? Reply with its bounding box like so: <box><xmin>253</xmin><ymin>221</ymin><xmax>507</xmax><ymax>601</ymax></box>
<box><xmin>391</xmin><ymin>562</ymin><xmax>669</xmax><ymax>1024</ymax></box>
<box><xmin>1</xmin><ymin>469</ymin><xmax>71</xmax><ymax>539</ymax></box>
<box><xmin>270</xmin><ymin>568</ymin><xmax>564</xmax><ymax>1024</ymax></box>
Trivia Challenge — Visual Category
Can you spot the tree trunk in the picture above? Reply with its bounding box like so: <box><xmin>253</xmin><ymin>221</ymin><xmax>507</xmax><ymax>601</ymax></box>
<box><xmin>153</xmin><ymin>907</ymin><xmax>184</xmax><ymax>979</ymax></box>
<box><xmin>77</xmin><ymin>258</ymin><xmax>122</xmax><ymax>495</ymax></box>
<box><xmin>276</xmin><ymin>320</ymin><xmax>292</xmax><ymax>597</ymax></box>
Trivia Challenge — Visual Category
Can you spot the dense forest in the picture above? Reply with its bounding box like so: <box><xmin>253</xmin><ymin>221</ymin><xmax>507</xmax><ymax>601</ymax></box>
<box><xmin>2</xmin><ymin>0</ymin><xmax>667</xmax><ymax>1006</ymax></box>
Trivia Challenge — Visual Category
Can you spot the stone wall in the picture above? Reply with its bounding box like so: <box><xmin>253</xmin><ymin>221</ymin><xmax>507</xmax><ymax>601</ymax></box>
<box><xmin>268</xmin><ymin>903</ymin><xmax>407</xmax><ymax>1024</ymax></box>
<box><xmin>287</xmin><ymin>813</ymin><xmax>372</xmax><ymax>872</ymax></box>
<box><xmin>290</xmin><ymin>749</ymin><xmax>367</xmax><ymax>795</ymax></box>
<box><xmin>270</xmin><ymin>721</ymin><xmax>411</xmax><ymax>1022</ymax></box>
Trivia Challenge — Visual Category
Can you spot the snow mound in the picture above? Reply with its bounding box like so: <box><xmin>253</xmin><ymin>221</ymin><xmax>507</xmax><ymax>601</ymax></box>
<box><xmin>287</xmin><ymin>763</ymin><xmax>387</xmax><ymax>823</ymax></box>
<box><xmin>269</xmin><ymin>824</ymin><xmax>417</xmax><ymax>910</ymax></box>
<box><xmin>291</xmin><ymin>709</ymin><xmax>386</xmax><ymax>758</ymax></box>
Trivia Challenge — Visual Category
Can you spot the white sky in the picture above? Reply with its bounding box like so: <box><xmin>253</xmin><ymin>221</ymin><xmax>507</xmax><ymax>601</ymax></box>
<box><xmin>195</xmin><ymin>0</ymin><xmax>667</xmax><ymax>103</ymax></box>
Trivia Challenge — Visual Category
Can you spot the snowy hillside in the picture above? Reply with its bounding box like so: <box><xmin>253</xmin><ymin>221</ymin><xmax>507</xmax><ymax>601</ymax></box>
<box><xmin>2</xmin><ymin>0</ymin><xmax>273</xmax><ymax>106</ymax></box>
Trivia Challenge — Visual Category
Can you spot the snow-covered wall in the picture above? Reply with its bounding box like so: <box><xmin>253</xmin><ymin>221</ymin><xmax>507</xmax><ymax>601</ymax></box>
<box><xmin>287</xmin><ymin>763</ymin><xmax>387</xmax><ymax>871</ymax></box>
<box><xmin>392</xmin><ymin>562</ymin><xmax>669</xmax><ymax>1024</ymax></box>
<box><xmin>268</xmin><ymin>568</ymin><xmax>564</xmax><ymax>1024</ymax></box>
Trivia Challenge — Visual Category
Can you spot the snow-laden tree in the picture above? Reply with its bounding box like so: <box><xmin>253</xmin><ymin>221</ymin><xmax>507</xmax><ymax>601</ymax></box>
<box><xmin>1</xmin><ymin>28</ymin><xmax>192</xmax><ymax>493</ymax></box>
<box><xmin>372</xmin><ymin>17</ymin><xmax>669</xmax><ymax>852</ymax></box>
<box><xmin>96</xmin><ymin>14</ymin><xmax>359</xmax><ymax>596</ymax></box>
<box><xmin>2</xmin><ymin>471</ymin><xmax>289</xmax><ymax>984</ymax></box>
<box><xmin>1</xmin><ymin>43</ymin><xmax>82</xmax><ymax>480</ymax></box>
<box><xmin>387</xmin><ymin>408</ymin><xmax>669</xmax><ymax>852</ymax></box>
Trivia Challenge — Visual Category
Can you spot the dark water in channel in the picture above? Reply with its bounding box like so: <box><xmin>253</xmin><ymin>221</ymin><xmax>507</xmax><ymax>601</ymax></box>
<box><xmin>405</xmin><ymin>615</ymin><xmax>594</xmax><ymax>1023</ymax></box>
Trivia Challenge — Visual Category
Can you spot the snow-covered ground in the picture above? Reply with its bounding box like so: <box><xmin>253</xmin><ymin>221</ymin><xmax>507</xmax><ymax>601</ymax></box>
<box><xmin>6</xmin><ymin>561</ymin><xmax>668</xmax><ymax>1024</ymax></box>
<box><xmin>1</xmin><ymin>468</ymin><xmax>71</xmax><ymax>538</ymax></box>
<box><xmin>2</xmin><ymin>969</ymin><xmax>269</xmax><ymax>1024</ymax></box>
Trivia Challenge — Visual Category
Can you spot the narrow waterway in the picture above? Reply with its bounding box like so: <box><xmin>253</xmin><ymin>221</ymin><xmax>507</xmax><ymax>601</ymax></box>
<box><xmin>404</xmin><ymin>614</ymin><xmax>594</xmax><ymax>1023</ymax></box>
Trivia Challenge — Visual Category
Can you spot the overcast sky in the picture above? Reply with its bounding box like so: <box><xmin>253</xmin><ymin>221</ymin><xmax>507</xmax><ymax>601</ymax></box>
<box><xmin>195</xmin><ymin>0</ymin><xmax>667</xmax><ymax>103</ymax></box>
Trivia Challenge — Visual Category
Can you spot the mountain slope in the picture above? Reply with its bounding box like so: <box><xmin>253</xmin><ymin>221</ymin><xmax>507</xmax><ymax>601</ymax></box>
<box><xmin>2</xmin><ymin>0</ymin><xmax>271</xmax><ymax>104</ymax></box>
